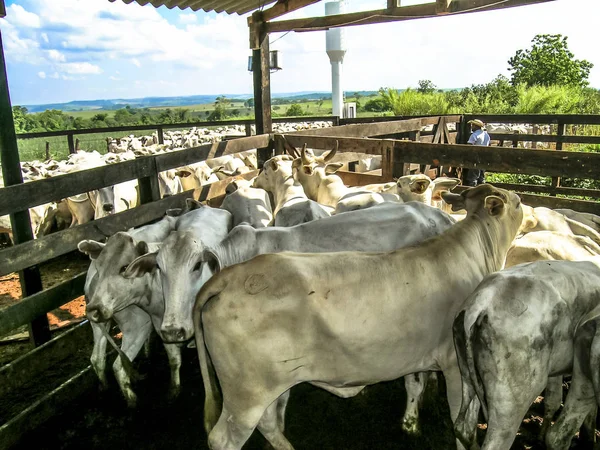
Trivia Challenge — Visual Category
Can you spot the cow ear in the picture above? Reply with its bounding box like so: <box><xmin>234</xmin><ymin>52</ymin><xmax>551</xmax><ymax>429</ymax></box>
<box><xmin>291</xmin><ymin>158</ymin><xmax>302</xmax><ymax>170</ymax></box>
<box><xmin>185</xmin><ymin>198</ymin><xmax>203</xmax><ymax>211</ymax></box>
<box><xmin>123</xmin><ymin>252</ymin><xmax>158</xmax><ymax>278</ymax></box>
<box><xmin>203</xmin><ymin>248</ymin><xmax>222</xmax><ymax>274</ymax></box>
<box><xmin>441</xmin><ymin>192</ymin><xmax>465</xmax><ymax>212</ymax></box>
<box><xmin>303</xmin><ymin>165</ymin><xmax>314</xmax><ymax>175</ymax></box>
<box><xmin>78</xmin><ymin>240</ymin><xmax>105</xmax><ymax>260</ymax></box>
<box><xmin>411</xmin><ymin>179</ymin><xmax>430</xmax><ymax>194</ymax></box>
<box><xmin>432</xmin><ymin>177</ymin><xmax>460</xmax><ymax>201</ymax></box>
<box><xmin>268</xmin><ymin>159</ymin><xmax>279</xmax><ymax>172</ymax></box>
<box><xmin>136</xmin><ymin>241</ymin><xmax>149</xmax><ymax>255</ymax></box>
<box><xmin>226</xmin><ymin>181</ymin><xmax>238</xmax><ymax>195</ymax></box>
<box><xmin>484</xmin><ymin>195</ymin><xmax>506</xmax><ymax>216</ymax></box>
<box><xmin>325</xmin><ymin>162</ymin><xmax>343</xmax><ymax>175</ymax></box>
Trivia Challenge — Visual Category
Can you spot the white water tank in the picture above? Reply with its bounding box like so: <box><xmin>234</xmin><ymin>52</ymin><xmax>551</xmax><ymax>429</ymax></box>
<box><xmin>326</xmin><ymin>1</ymin><xmax>347</xmax><ymax>118</ymax></box>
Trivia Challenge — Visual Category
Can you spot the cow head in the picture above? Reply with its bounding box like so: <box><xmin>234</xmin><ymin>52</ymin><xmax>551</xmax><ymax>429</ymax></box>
<box><xmin>396</xmin><ymin>175</ymin><xmax>460</xmax><ymax>206</ymax></box>
<box><xmin>292</xmin><ymin>142</ymin><xmax>343</xmax><ymax>201</ymax></box>
<box><xmin>79</xmin><ymin>232</ymin><xmax>151</xmax><ymax>323</ymax></box>
<box><xmin>158</xmin><ymin>169</ymin><xmax>183</xmax><ymax>198</ymax></box>
<box><xmin>88</xmin><ymin>186</ymin><xmax>115</xmax><ymax>218</ymax></box>
<box><xmin>254</xmin><ymin>155</ymin><xmax>294</xmax><ymax>193</ymax></box>
<box><xmin>124</xmin><ymin>231</ymin><xmax>213</xmax><ymax>343</ymax></box>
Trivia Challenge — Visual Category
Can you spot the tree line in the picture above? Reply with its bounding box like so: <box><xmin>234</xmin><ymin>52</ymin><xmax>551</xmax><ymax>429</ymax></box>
<box><xmin>12</xmin><ymin>34</ymin><xmax>600</xmax><ymax>133</ymax></box>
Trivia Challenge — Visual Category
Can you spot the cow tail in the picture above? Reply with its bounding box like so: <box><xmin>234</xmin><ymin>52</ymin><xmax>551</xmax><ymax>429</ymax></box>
<box><xmin>588</xmin><ymin>320</ymin><xmax>600</xmax><ymax>408</ymax></box>
<box><xmin>452</xmin><ymin>311</ymin><xmax>483</xmax><ymax>448</ymax></box>
<box><xmin>193</xmin><ymin>275</ymin><xmax>227</xmax><ymax>434</ymax></box>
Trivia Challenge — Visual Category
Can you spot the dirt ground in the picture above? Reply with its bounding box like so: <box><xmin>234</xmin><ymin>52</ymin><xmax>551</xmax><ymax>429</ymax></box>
<box><xmin>0</xmin><ymin>251</ymin><xmax>89</xmax><ymax>365</ymax></box>
<box><xmin>9</xmin><ymin>343</ymin><xmax>596</xmax><ymax>450</ymax></box>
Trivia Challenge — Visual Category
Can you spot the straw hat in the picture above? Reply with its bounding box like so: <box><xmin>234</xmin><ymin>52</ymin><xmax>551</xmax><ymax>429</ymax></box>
<box><xmin>468</xmin><ymin>119</ymin><xmax>485</xmax><ymax>128</ymax></box>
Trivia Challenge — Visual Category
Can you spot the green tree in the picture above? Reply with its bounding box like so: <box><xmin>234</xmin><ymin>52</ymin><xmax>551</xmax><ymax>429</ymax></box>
<box><xmin>508</xmin><ymin>34</ymin><xmax>593</xmax><ymax>87</ymax></box>
<box><xmin>244</xmin><ymin>98</ymin><xmax>254</xmax><ymax>108</ymax></box>
<box><xmin>363</xmin><ymin>97</ymin><xmax>390</xmax><ymax>113</ymax></box>
<box><xmin>417</xmin><ymin>80</ymin><xmax>437</xmax><ymax>94</ymax></box>
<box><xmin>285</xmin><ymin>103</ymin><xmax>304</xmax><ymax>116</ymax></box>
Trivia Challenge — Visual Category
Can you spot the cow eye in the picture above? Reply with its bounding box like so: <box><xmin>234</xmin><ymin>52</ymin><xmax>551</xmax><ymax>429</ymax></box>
<box><xmin>119</xmin><ymin>265</ymin><xmax>128</xmax><ymax>274</ymax></box>
<box><xmin>193</xmin><ymin>261</ymin><xmax>203</xmax><ymax>272</ymax></box>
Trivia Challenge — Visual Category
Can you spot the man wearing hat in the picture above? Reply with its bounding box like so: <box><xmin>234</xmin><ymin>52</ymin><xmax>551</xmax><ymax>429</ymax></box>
<box><xmin>463</xmin><ymin>119</ymin><xmax>491</xmax><ymax>186</ymax></box>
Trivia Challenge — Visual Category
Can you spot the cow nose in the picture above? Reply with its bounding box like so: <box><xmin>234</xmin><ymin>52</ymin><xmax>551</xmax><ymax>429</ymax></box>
<box><xmin>87</xmin><ymin>306</ymin><xmax>110</xmax><ymax>322</ymax></box>
<box><xmin>163</xmin><ymin>193</ymin><xmax>172</xmax><ymax>198</ymax></box>
<box><xmin>161</xmin><ymin>326</ymin><xmax>188</xmax><ymax>343</ymax></box>
<box><xmin>103</xmin><ymin>204</ymin><xmax>114</xmax><ymax>212</ymax></box>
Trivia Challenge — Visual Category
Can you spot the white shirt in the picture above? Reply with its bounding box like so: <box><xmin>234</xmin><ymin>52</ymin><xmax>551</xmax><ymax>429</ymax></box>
<box><xmin>468</xmin><ymin>128</ymin><xmax>491</xmax><ymax>146</ymax></box>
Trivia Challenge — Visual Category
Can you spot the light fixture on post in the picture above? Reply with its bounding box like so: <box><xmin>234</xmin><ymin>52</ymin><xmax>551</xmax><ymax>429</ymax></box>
<box><xmin>248</xmin><ymin>50</ymin><xmax>283</xmax><ymax>73</ymax></box>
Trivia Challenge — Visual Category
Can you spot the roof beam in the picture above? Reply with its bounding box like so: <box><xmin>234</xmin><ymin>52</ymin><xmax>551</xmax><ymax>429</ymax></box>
<box><xmin>251</xmin><ymin>0</ymin><xmax>321</xmax><ymax>23</ymax></box>
<box><xmin>436</xmin><ymin>0</ymin><xmax>452</xmax><ymax>14</ymax></box>
<box><xmin>265</xmin><ymin>0</ymin><xmax>555</xmax><ymax>33</ymax></box>
<box><xmin>0</xmin><ymin>0</ymin><xmax>6</xmax><ymax>17</ymax></box>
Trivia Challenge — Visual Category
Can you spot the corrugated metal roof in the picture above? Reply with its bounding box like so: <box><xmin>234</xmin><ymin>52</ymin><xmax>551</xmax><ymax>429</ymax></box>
<box><xmin>109</xmin><ymin>0</ymin><xmax>279</xmax><ymax>16</ymax></box>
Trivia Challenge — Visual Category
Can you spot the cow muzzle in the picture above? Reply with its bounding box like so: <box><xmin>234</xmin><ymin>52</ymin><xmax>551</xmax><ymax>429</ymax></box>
<box><xmin>161</xmin><ymin>325</ymin><xmax>192</xmax><ymax>343</ymax></box>
<box><xmin>103</xmin><ymin>204</ymin><xmax>115</xmax><ymax>213</ymax></box>
<box><xmin>87</xmin><ymin>305</ymin><xmax>112</xmax><ymax>323</ymax></box>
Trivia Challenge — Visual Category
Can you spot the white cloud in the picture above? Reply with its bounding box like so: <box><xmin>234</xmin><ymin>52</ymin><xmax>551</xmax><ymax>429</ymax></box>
<box><xmin>132</xmin><ymin>58</ymin><xmax>141</xmax><ymax>67</ymax></box>
<box><xmin>47</xmin><ymin>49</ymin><xmax>66</xmax><ymax>62</ymax></box>
<box><xmin>109</xmin><ymin>75</ymin><xmax>121</xmax><ymax>81</ymax></box>
<box><xmin>50</xmin><ymin>72</ymin><xmax>59</xmax><ymax>79</ymax></box>
<box><xmin>37</xmin><ymin>71</ymin><xmax>46</xmax><ymax>79</ymax></box>
<box><xmin>41</xmin><ymin>33</ymin><xmax>49</xmax><ymax>43</ymax></box>
<box><xmin>179</xmin><ymin>13</ymin><xmax>197</xmax><ymax>24</ymax></box>
<box><xmin>7</xmin><ymin>4</ymin><xmax>41</xmax><ymax>28</ymax></box>
<box><xmin>60</xmin><ymin>62</ymin><xmax>102</xmax><ymax>74</ymax></box>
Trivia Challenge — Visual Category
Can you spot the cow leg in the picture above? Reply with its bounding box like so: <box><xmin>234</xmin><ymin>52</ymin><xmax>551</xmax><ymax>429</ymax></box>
<box><xmin>579</xmin><ymin>406</ymin><xmax>597</xmax><ymax>447</ymax></box>
<box><xmin>208</xmin><ymin>404</ymin><xmax>267</xmax><ymax>450</ymax></box>
<box><xmin>546</xmin><ymin>334</ymin><xmax>596</xmax><ymax>450</ymax></box>
<box><xmin>443</xmin><ymin>363</ymin><xmax>475</xmax><ymax>450</ymax></box>
<box><xmin>113</xmin><ymin>314</ymin><xmax>153</xmax><ymax>408</ymax></box>
<box><xmin>90</xmin><ymin>320</ymin><xmax>110</xmax><ymax>389</ymax></box>
<box><xmin>163</xmin><ymin>342</ymin><xmax>182</xmax><ymax>400</ymax></box>
<box><xmin>402</xmin><ymin>372</ymin><xmax>428</xmax><ymax>434</ymax></box>
<box><xmin>256</xmin><ymin>392</ymin><xmax>295</xmax><ymax>450</ymax></box>
<box><xmin>276</xmin><ymin>389</ymin><xmax>291</xmax><ymax>433</ymax></box>
<box><xmin>540</xmin><ymin>376</ymin><xmax>563</xmax><ymax>440</ymax></box>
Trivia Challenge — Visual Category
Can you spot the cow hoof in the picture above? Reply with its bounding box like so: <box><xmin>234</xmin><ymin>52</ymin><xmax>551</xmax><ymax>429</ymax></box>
<box><xmin>124</xmin><ymin>392</ymin><xmax>138</xmax><ymax>409</ymax></box>
<box><xmin>401</xmin><ymin>418</ymin><xmax>419</xmax><ymax>435</ymax></box>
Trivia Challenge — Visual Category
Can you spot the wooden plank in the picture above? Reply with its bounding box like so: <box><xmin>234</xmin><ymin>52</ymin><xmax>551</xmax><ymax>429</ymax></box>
<box><xmin>0</xmin><ymin>157</ymin><xmax>156</xmax><ymax>216</ymax></box>
<box><xmin>392</xmin><ymin>140</ymin><xmax>600</xmax><ymax>180</ymax></box>
<box><xmin>381</xmin><ymin>140</ymin><xmax>394</xmax><ymax>181</ymax></box>
<box><xmin>489</xmin><ymin>133</ymin><xmax>600</xmax><ymax>145</ymax></box>
<box><xmin>487</xmin><ymin>182</ymin><xmax>600</xmax><ymax>199</ymax></box>
<box><xmin>0</xmin><ymin>321</ymin><xmax>91</xmax><ymax>398</ymax></box>
<box><xmin>552</xmin><ymin>121</ymin><xmax>566</xmax><ymax>191</ymax></box>
<box><xmin>0</xmin><ymin>1</ymin><xmax>5</xmax><ymax>18</ymax></box>
<box><xmin>0</xmin><ymin>273</ymin><xmax>85</xmax><ymax>338</ymax></box>
<box><xmin>340</xmin><ymin>115</ymin><xmax>462</xmax><ymax>125</ymax></box>
<box><xmin>67</xmin><ymin>133</ymin><xmax>75</xmax><ymax>154</ymax></box>
<box><xmin>0</xmin><ymin>191</ymin><xmax>195</xmax><ymax>277</ymax></box>
<box><xmin>0</xmin><ymin>365</ymin><xmax>96</xmax><ymax>450</ymax></box>
<box><xmin>283</xmin><ymin>135</ymin><xmax>383</xmax><ymax>155</ymax></box>
<box><xmin>252</xmin><ymin>18</ymin><xmax>272</xmax><ymax>134</ymax></box>
<box><xmin>265</xmin><ymin>0</ymin><xmax>553</xmax><ymax>33</ymax></box>
<box><xmin>337</xmin><ymin>171</ymin><xmax>385</xmax><ymax>187</ymax></box>
<box><xmin>290</xmin><ymin>118</ymin><xmax>432</xmax><ymax>138</ymax></box>
<box><xmin>436</xmin><ymin>0</ymin><xmax>451</xmax><ymax>13</ymax></box>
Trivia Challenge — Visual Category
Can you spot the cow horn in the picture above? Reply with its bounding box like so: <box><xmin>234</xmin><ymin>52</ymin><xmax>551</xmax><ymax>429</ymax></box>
<box><xmin>301</xmin><ymin>144</ymin><xmax>312</xmax><ymax>165</ymax></box>
<box><xmin>323</xmin><ymin>141</ymin><xmax>338</xmax><ymax>162</ymax></box>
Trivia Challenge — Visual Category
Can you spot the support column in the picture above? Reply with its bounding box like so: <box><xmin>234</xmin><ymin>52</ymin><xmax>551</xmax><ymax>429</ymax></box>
<box><xmin>251</xmin><ymin>11</ymin><xmax>273</xmax><ymax>168</ymax></box>
<box><xmin>0</xmin><ymin>28</ymin><xmax>51</xmax><ymax>346</ymax></box>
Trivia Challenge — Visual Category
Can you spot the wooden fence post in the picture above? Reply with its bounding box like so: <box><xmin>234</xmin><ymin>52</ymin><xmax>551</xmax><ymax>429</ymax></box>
<box><xmin>0</xmin><ymin>27</ymin><xmax>50</xmax><ymax>346</ymax></box>
<box><xmin>67</xmin><ymin>133</ymin><xmax>75</xmax><ymax>154</ymax></box>
<box><xmin>138</xmin><ymin>158</ymin><xmax>161</xmax><ymax>204</ymax></box>
<box><xmin>157</xmin><ymin>126</ymin><xmax>165</xmax><ymax>145</ymax></box>
<box><xmin>45</xmin><ymin>142</ymin><xmax>50</xmax><ymax>160</ymax></box>
<box><xmin>75</xmin><ymin>138</ymin><xmax>80</xmax><ymax>151</ymax></box>
<box><xmin>245</xmin><ymin>123</ymin><xmax>252</xmax><ymax>136</ymax></box>
<box><xmin>551</xmin><ymin>121</ymin><xmax>565</xmax><ymax>193</ymax></box>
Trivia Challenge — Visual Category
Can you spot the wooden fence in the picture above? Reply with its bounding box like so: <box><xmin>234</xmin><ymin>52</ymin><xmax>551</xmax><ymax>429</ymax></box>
<box><xmin>1</xmin><ymin>114</ymin><xmax>600</xmax><ymax>446</ymax></box>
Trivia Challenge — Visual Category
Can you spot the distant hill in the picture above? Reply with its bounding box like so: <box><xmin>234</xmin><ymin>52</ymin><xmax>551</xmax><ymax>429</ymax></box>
<box><xmin>22</xmin><ymin>91</ymin><xmax>380</xmax><ymax>113</ymax></box>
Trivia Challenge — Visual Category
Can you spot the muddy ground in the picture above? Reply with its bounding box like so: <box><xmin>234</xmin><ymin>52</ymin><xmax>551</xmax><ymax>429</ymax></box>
<box><xmin>10</xmin><ymin>342</ymin><xmax>595</xmax><ymax>450</ymax></box>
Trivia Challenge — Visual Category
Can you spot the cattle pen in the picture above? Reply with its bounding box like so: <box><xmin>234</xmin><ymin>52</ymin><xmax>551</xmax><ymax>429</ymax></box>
<box><xmin>1</xmin><ymin>113</ymin><xmax>600</xmax><ymax>448</ymax></box>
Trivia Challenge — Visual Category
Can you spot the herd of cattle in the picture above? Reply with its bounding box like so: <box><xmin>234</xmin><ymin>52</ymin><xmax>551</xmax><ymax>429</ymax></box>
<box><xmin>68</xmin><ymin>137</ymin><xmax>600</xmax><ymax>450</ymax></box>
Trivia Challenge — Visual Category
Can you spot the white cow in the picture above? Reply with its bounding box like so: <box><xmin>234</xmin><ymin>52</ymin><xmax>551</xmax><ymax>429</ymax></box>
<box><xmin>194</xmin><ymin>184</ymin><xmax>523</xmax><ymax>450</ymax></box>
<box><xmin>176</xmin><ymin>162</ymin><xmax>221</xmax><ymax>191</ymax></box>
<box><xmin>396</xmin><ymin>174</ymin><xmax>460</xmax><ymax>207</ymax></box>
<box><xmin>554</xmin><ymin>209</ymin><xmax>600</xmax><ymax>234</ymax></box>
<box><xmin>220</xmin><ymin>178</ymin><xmax>273</xmax><ymax>228</ymax></box>
<box><xmin>79</xmin><ymin>213</ymin><xmax>180</xmax><ymax>407</ymax></box>
<box><xmin>123</xmin><ymin>206</ymin><xmax>232</xmax><ymax>344</ymax></box>
<box><xmin>254</xmin><ymin>155</ymin><xmax>331</xmax><ymax>227</ymax></box>
<box><xmin>293</xmin><ymin>143</ymin><xmax>398</xmax><ymax>214</ymax></box>
<box><xmin>453</xmin><ymin>258</ymin><xmax>600</xmax><ymax>450</ymax></box>
<box><xmin>520</xmin><ymin>204</ymin><xmax>600</xmax><ymax>245</ymax></box>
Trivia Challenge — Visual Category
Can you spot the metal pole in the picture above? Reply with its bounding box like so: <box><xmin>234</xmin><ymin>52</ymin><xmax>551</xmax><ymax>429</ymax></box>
<box><xmin>0</xmin><ymin>28</ymin><xmax>51</xmax><ymax>346</ymax></box>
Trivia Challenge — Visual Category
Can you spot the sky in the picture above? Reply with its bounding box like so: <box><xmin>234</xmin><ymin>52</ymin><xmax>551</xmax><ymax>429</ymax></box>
<box><xmin>0</xmin><ymin>0</ymin><xmax>598</xmax><ymax>106</ymax></box>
